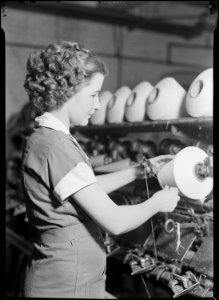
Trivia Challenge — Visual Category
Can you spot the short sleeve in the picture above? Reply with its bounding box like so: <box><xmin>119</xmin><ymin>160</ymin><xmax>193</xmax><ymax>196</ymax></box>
<box><xmin>45</xmin><ymin>141</ymin><xmax>97</xmax><ymax>203</ymax></box>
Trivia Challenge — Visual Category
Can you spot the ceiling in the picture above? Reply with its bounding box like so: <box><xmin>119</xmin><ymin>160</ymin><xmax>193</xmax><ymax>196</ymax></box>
<box><xmin>6</xmin><ymin>1</ymin><xmax>217</xmax><ymax>38</ymax></box>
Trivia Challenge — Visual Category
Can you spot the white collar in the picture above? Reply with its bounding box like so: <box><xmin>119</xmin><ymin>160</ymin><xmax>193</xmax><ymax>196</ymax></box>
<box><xmin>35</xmin><ymin>112</ymin><xmax>89</xmax><ymax>160</ymax></box>
<box><xmin>35</xmin><ymin>112</ymin><xmax>70</xmax><ymax>135</ymax></box>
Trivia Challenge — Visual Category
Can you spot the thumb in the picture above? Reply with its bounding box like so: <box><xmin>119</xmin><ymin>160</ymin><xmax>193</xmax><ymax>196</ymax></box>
<box><xmin>164</xmin><ymin>185</ymin><xmax>170</xmax><ymax>190</ymax></box>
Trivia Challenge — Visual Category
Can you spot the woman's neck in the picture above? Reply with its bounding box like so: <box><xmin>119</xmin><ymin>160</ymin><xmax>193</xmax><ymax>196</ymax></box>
<box><xmin>49</xmin><ymin>110</ymin><xmax>70</xmax><ymax>129</ymax></box>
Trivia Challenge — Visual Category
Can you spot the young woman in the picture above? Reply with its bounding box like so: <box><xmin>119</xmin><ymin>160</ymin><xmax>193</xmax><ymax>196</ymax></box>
<box><xmin>21</xmin><ymin>41</ymin><xmax>179</xmax><ymax>298</ymax></box>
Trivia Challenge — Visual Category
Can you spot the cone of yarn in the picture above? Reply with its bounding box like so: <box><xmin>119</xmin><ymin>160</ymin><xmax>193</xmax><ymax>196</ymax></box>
<box><xmin>94</xmin><ymin>158</ymin><xmax>131</xmax><ymax>173</ymax></box>
<box><xmin>125</xmin><ymin>82</ymin><xmax>153</xmax><ymax>122</ymax></box>
<box><xmin>185</xmin><ymin>68</ymin><xmax>213</xmax><ymax>117</ymax></box>
<box><xmin>146</xmin><ymin>77</ymin><xmax>187</xmax><ymax>120</ymax></box>
<box><xmin>90</xmin><ymin>91</ymin><xmax>113</xmax><ymax>125</ymax></box>
<box><xmin>157</xmin><ymin>146</ymin><xmax>213</xmax><ymax>201</ymax></box>
<box><xmin>106</xmin><ymin>86</ymin><xmax>131</xmax><ymax>124</ymax></box>
<box><xmin>158</xmin><ymin>138</ymin><xmax>186</xmax><ymax>155</ymax></box>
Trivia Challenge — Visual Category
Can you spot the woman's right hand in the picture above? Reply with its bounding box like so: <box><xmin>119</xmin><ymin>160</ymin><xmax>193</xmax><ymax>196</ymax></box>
<box><xmin>151</xmin><ymin>186</ymin><xmax>180</xmax><ymax>212</ymax></box>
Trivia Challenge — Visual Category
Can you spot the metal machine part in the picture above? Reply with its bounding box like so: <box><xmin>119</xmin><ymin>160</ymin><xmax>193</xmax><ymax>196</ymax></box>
<box><xmin>117</xmin><ymin>192</ymin><xmax>214</xmax><ymax>298</ymax></box>
<box><xmin>195</xmin><ymin>156</ymin><xmax>213</xmax><ymax>179</ymax></box>
<box><xmin>105</xmin><ymin>191</ymin><xmax>213</xmax><ymax>297</ymax></box>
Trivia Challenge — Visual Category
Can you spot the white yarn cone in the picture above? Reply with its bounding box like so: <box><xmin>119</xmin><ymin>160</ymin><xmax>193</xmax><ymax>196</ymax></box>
<box><xmin>90</xmin><ymin>91</ymin><xmax>113</xmax><ymax>125</ymax></box>
<box><xmin>94</xmin><ymin>158</ymin><xmax>131</xmax><ymax>173</ymax></box>
<box><xmin>157</xmin><ymin>146</ymin><xmax>213</xmax><ymax>201</ymax></box>
<box><xmin>185</xmin><ymin>68</ymin><xmax>213</xmax><ymax>117</ymax></box>
<box><xmin>125</xmin><ymin>81</ymin><xmax>153</xmax><ymax>122</ymax></box>
<box><xmin>106</xmin><ymin>86</ymin><xmax>131</xmax><ymax>124</ymax></box>
<box><xmin>146</xmin><ymin>77</ymin><xmax>187</xmax><ymax>120</ymax></box>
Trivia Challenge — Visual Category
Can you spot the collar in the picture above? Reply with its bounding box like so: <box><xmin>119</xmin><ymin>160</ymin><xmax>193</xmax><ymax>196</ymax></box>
<box><xmin>35</xmin><ymin>112</ymin><xmax>70</xmax><ymax>135</ymax></box>
<box><xmin>35</xmin><ymin>112</ymin><xmax>89</xmax><ymax>160</ymax></box>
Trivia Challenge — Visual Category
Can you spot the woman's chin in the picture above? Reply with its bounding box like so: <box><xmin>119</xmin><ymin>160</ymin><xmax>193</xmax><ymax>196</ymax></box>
<box><xmin>80</xmin><ymin>119</ymin><xmax>89</xmax><ymax>126</ymax></box>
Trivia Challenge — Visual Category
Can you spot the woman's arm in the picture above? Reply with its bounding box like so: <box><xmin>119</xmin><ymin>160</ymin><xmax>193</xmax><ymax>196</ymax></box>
<box><xmin>96</xmin><ymin>154</ymin><xmax>174</xmax><ymax>194</ymax></box>
<box><xmin>96</xmin><ymin>167</ymin><xmax>137</xmax><ymax>194</ymax></box>
<box><xmin>71</xmin><ymin>183</ymin><xmax>179</xmax><ymax>235</ymax></box>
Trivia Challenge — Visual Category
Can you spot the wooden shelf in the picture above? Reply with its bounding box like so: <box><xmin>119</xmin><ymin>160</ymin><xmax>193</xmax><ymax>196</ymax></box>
<box><xmin>72</xmin><ymin>117</ymin><xmax>213</xmax><ymax>141</ymax></box>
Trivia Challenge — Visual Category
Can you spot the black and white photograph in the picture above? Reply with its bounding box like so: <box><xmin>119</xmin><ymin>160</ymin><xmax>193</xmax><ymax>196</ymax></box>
<box><xmin>3</xmin><ymin>1</ymin><xmax>216</xmax><ymax>298</ymax></box>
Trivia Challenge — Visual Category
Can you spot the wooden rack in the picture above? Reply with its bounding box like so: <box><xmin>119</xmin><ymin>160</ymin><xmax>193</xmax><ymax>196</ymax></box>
<box><xmin>72</xmin><ymin>117</ymin><xmax>213</xmax><ymax>142</ymax></box>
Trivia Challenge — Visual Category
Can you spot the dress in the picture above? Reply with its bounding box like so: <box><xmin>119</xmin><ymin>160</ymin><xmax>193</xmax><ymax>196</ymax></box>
<box><xmin>21</xmin><ymin>112</ymin><xmax>106</xmax><ymax>298</ymax></box>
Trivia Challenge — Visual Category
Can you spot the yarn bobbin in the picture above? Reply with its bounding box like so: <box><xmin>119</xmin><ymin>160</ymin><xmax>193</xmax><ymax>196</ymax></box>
<box><xmin>157</xmin><ymin>146</ymin><xmax>213</xmax><ymax>201</ymax></box>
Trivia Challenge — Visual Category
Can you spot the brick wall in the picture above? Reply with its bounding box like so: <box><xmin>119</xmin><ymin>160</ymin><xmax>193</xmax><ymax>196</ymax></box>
<box><xmin>2</xmin><ymin>4</ymin><xmax>214</xmax><ymax>121</ymax></box>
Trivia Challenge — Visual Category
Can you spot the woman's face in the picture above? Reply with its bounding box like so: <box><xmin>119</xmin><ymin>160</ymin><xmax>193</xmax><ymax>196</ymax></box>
<box><xmin>67</xmin><ymin>73</ymin><xmax>104</xmax><ymax>126</ymax></box>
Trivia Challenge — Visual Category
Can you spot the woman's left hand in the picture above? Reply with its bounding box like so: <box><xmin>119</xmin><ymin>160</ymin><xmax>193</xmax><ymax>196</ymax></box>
<box><xmin>131</xmin><ymin>154</ymin><xmax>174</xmax><ymax>179</ymax></box>
<box><xmin>149</xmin><ymin>154</ymin><xmax>174</xmax><ymax>175</ymax></box>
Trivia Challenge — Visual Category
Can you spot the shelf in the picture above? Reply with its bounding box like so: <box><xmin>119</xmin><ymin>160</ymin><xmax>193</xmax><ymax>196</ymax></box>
<box><xmin>72</xmin><ymin>117</ymin><xmax>213</xmax><ymax>142</ymax></box>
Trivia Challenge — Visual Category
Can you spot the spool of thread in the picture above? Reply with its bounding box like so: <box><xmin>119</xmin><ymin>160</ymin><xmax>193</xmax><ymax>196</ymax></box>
<box><xmin>90</xmin><ymin>91</ymin><xmax>113</xmax><ymax>125</ymax></box>
<box><xmin>191</xmin><ymin>141</ymin><xmax>213</xmax><ymax>156</ymax></box>
<box><xmin>185</xmin><ymin>68</ymin><xmax>213</xmax><ymax>117</ymax></box>
<box><xmin>94</xmin><ymin>158</ymin><xmax>131</xmax><ymax>173</ymax></box>
<box><xmin>106</xmin><ymin>86</ymin><xmax>131</xmax><ymax>124</ymax></box>
<box><xmin>121</xmin><ymin>140</ymin><xmax>132</xmax><ymax>158</ymax></box>
<box><xmin>86</xmin><ymin>139</ymin><xmax>105</xmax><ymax>156</ymax></box>
<box><xmin>124</xmin><ymin>82</ymin><xmax>153</xmax><ymax>122</ymax></box>
<box><xmin>107</xmin><ymin>138</ymin><xmax>119</xmax><ymax>156</ymax></box>
<box><xmin>130</xmin><ymin>139</ymin><xmax>143</xmax><ymax>153</ymax></box>
<box><xmin>159</xmin><ymin>138</ymin><xmax>186</xmax><ymax>155</ymax></box>
<box><xmin>146</xmin><ymin>77</ymin><xmax>187</xmax><ymax>120</ymax></box>
<box><xmin>111</xmin><ymin>142</ymin><xmax>129</xmax><ymax>161</ymax></box>
<box><xmin>141</xmin><ymin>141</ymin><xmax>157</xmax><ymax>158</ymax></box>
<box><xmin>157</xmin><ymin>146</ymin><xmax>213</xmax><ymax>201</ymax></box>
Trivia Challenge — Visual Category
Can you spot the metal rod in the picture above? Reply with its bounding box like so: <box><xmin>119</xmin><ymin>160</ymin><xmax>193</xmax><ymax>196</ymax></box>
<box><xmin>6</xmin><ymin>2</ymin><xmax>210</xmax><ymax>38</ymax></box>
<box><xmin>141</xmin><ymin>274</ymin><xmax>151</xmax><ymax>298</ymax></box>
<box><xmin>144</xmin><ymin>166</ymin><xmax>158</xmax><ymax>263</ymax></box>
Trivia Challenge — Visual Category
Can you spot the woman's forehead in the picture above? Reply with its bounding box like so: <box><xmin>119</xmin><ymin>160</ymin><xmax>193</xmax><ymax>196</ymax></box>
<box><xmin>84</xmin><ymin>73</ymin><xmax>104</xmax><ymax>90</ymax></box>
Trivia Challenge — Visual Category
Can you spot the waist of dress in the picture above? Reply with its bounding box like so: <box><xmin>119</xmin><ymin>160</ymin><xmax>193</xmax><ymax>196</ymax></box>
<box><xmin>35</xmin><ymin>221</ymin><xmax>103</xmax><ymax>244</ymax></box>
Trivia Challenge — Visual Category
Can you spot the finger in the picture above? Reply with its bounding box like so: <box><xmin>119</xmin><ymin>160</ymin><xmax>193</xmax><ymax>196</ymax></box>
<box><xmin>161</xmin><ymin>154</ymin><xmax>175</xmax><ymax>159</ymax></box>
<box><xmin>156</xmin><ymin>154</ymin><xmax>175</xmax><ymax>160</ymax></box>
<box><xmin>169</xmin><ymin>187</ymin><xmax>179</xmax><ymax>191</ymax></box>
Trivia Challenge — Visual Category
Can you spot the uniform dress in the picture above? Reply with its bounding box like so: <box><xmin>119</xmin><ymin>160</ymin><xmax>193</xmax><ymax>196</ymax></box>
<box><xmin>21</xmin><ymin>112</ymin><xmax>106</xmax><ymax>298</ymax></box>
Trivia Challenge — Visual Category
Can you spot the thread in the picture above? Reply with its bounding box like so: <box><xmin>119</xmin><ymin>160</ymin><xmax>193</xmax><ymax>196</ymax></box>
<box><xmin>90</xmin><ymin>91</ymin><xmax>113</xmax><ymax>125</ymax></box>
<box><xmin>146</xmin><ymin>77</ymin><xmax>187</xmax><ymax>120</ymax></box>
<box><xmin>185</xmin><ymin>68</ymin><xmax>213</xmax><ymax>117</ymax></box>
<box><xmin>125</xmin><ymin>81</ymin><xmax>153</xmax><ymax>122</ymax></box>
<box><xmin>157</xmin><ymin>146</ymin><xmax>213</xmax><ymax>201</ymax></box>
<box><xmin>106</xmin><ymin>86</ymin><xmax>131</xmax><ymax>123</ymax></box>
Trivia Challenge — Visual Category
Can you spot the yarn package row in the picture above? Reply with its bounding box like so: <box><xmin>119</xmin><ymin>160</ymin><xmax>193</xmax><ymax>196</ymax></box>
<box><xmin>90</xmin><ymin>68</ymin><xmax>213</xmax><ymax>125</ymax></box>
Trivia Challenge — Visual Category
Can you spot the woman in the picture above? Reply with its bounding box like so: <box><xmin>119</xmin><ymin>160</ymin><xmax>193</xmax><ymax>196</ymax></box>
<box><xmin>21</xmin><ymin>41</ymin><xmax>179</xmax><ymax>298</ymax></box>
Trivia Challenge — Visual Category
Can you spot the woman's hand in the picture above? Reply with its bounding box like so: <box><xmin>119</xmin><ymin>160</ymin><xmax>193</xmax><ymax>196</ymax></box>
<box><xmin>151</xmin><ymin>186</ymin><xmax>180</xmax><ymax>212</ymax></box>
<box><xmin>149</xmin><ymin>154</ymin><xmax>174</xmax><ymax>175</ymax></box>
<box><xmin>132</xmin><ymin>154</ymin><xmax>174</xmax><ymax>179</ymax></box>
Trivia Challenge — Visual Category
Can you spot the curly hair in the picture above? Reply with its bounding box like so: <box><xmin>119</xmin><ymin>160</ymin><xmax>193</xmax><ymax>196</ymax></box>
<box><xmin>24</xmin><ymin>41</ymin><xmax>108</xmax><ymax>113</ymax></box>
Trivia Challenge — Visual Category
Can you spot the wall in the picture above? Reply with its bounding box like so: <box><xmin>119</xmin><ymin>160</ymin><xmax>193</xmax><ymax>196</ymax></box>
<box><xmin>2</xmin><ymin>3</ymin><xmax>214</xmax><ymax>122</ymax></box>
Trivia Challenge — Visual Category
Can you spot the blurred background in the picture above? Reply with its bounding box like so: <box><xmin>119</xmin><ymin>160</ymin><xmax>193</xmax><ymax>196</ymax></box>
<box><xmin>3</xmin><ymin>1</ymin><xmax>216</xmax><ymax>298</ymax></box>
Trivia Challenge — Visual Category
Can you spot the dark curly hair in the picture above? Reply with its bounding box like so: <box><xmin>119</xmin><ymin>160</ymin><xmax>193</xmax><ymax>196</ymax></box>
<box><xmin>24</xmin><ymin>41</ymin><xmax>108</xmax><ymax>113</ymax></box>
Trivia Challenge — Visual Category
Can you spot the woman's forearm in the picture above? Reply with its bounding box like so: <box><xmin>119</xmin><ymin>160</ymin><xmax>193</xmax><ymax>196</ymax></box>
<box><xmin>96</xmin><ymin>168</ymin><xmax>136</xmax><ymax>194</ymax></box>
<box><xmin>112</xmin><ymin>197</ymin><xmax>159</xmax><ymax>234</ymax></box>
<box><xmin>73</xmin><ymin>182</ymin><xmax>159</xmax><ymax>235</ymax></box>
